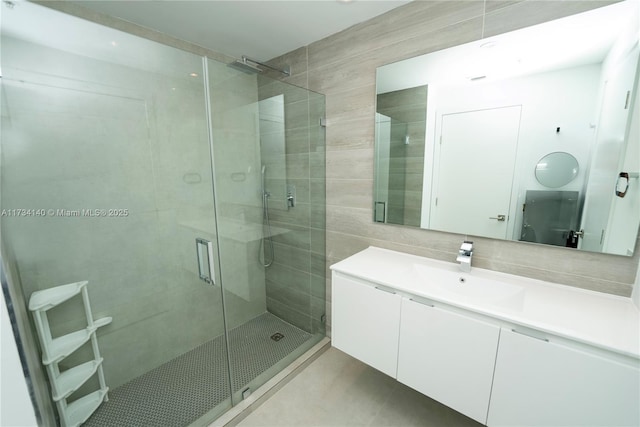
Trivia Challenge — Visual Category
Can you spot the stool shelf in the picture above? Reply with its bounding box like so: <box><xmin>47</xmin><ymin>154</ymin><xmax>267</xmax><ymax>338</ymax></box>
<box><xmin>29</xmin><ymin>281</ymin><xmax>110</xmax><ymax>427</ymax></box>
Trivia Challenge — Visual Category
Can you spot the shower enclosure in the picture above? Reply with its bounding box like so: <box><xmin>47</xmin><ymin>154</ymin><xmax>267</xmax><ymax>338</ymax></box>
<box><xmin>0</xmin><ymin>2</ymin><xmax>326</xmax><ymax>426</ymax></box>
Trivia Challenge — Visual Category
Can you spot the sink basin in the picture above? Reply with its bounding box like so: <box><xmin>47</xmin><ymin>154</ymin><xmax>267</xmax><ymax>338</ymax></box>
<box><xmin>412</xmin><ymin>263</ymin><xmax>525</xmax><ymax>308</ymax></box>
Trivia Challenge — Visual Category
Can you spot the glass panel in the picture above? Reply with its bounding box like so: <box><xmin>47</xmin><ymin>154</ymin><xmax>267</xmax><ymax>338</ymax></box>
<box><xmin>375</xmin><ymin>86</ymin><xmax>427</xmax><ymax>227</ymax></box>
<box><xmin>1</xmin><ymin>2</ymin><xmax>231</xmax><ymax>425</ymax></box>
<box><xmin>207</xmin><ymin>60</ymin><xmax>326</xmax><ymax>404</ymax></box>
<box><xmin>521</xmin><ymin>190</ymin><xmax>580</xmax><ymax>247</ymax></box>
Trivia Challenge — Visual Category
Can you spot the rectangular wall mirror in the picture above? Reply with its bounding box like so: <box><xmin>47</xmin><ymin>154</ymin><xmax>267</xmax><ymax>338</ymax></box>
<box><xmin>374</xmin><ymin>0</ymin><xmax>640</xmax><ymax>256</ymax></box>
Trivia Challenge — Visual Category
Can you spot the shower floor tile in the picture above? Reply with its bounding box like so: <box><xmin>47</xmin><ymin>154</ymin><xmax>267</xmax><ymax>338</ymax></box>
<box><xmin>84</xmin><ymin>312</ymin><xmax>312</xmax><ymax>427</ymax></box>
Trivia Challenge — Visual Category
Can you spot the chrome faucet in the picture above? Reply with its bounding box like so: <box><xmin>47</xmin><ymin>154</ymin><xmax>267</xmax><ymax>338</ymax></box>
<box><xmin>456</xmin><ymin>240</ymin><xmax>473</xmax><ymax>272</ymax></box>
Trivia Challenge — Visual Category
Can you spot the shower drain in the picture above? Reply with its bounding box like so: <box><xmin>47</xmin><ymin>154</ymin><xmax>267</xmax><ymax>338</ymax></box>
<box><xmin>270</xmin><ymin>332</ymin><xmax>284</xmax><ymax>342</ymax></box>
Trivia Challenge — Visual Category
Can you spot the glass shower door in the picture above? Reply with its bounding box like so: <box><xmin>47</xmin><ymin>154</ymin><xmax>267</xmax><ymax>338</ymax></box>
<box><xmin>206</xmin><ymin>59</ymin><xmax>326</xmax><ymax>404</ymax></box>
<box><xmin>1</xmin><ymin>3</ymin><xmax>232</xmax><ymax>425</ymax></box>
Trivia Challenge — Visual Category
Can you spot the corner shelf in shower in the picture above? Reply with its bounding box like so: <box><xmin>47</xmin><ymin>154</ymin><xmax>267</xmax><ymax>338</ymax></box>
<box><xmin>29</xmin><ymin>280</ymin><xmax>112</xmax><ymax>427</ymax></box>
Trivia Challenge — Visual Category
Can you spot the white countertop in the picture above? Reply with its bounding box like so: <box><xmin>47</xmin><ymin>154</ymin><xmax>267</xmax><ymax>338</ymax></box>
<box><xmin>330</xmin><ymin>246</ymin><xmax>640</xmax><ymax>359</ymax></box>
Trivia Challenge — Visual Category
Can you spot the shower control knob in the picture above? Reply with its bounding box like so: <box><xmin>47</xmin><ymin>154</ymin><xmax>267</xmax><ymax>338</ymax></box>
<box><xmin>286</xmin><ymin>184</ymin><xmax>296</xmax><ymax>209</ymax></box>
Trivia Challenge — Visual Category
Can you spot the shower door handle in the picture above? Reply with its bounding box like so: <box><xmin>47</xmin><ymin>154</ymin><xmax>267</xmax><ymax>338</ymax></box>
<box><xmin>195</xmin><ymin>238</ymin><xmax>215</xmax><ymax>285</ymax></box>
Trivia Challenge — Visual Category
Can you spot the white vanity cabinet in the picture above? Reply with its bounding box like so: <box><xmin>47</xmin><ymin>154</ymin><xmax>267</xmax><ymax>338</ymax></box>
<box><xmin>330</xmin><ymin>247</ymin><xmax>640</xmax><ymax>427</ymax></box>
<box><xmin>331</xmin><ymin>272</ymin><xmax>402</xmax><ymax>378</ymax></box>
<box><xmin>397</xmin><ymin>297</ymin><xmax>500</xmax><ymax>424</ymax></box>
<box><xmin>487</xmin><ymin>328</ymin><xmax>640</xmax><ymax>427</ymax></box>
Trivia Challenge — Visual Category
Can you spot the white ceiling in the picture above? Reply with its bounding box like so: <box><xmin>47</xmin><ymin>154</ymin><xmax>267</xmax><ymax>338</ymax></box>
<box><xmin>69</xmin><ymin>0</ymin><xmax>412</xmax><ymax>61</ymax></box>
<box><xmin>377</xmin><ymin>0</ymin><xmax>639</xmax><ymax>93</ymax></box>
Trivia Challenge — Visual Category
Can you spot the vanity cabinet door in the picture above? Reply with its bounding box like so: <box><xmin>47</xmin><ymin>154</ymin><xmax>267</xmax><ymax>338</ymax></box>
<box><xmin>397</xmin><ymin>297</ymin><xmax>500</xmax><ymax>424</ymax></box>
<box><xmin>331</xmin><ymin>273</ymin><xmax>401</xmax><ymax>378</ymax></box>
<box><xmin>487</xmin><ymin>328</ymin><xmax>640</xmax><ymax>427</ymax></box>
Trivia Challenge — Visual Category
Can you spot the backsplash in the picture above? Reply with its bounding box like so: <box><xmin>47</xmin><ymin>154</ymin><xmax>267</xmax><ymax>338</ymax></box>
<box><xmin>264</xmin><ymin>0</ymin><xmax>639</xmax><ymax>333</ymax></box>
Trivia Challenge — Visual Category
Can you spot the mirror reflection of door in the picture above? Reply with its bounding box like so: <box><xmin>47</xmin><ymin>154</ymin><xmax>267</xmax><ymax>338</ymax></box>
<box><xmin>431</xmin><ymin>106</ymin><xmax>521</xmax><ymax>239</ymax></box>
<box><xmin>579</xmin><ymin>46</ymin><xmax>639</xmax><ymax>253</ymax></box>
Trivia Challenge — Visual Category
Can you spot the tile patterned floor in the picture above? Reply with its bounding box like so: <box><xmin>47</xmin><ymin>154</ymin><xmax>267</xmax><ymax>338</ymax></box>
<box><xmin>85</xmin><ymin>313</ymin><xmax>311</xmax><ymax>427</ymax></box>
<box><xmin>237</xmin><ymin>347</ymin><xmax>483</xmax><ymax>427</ymax></box>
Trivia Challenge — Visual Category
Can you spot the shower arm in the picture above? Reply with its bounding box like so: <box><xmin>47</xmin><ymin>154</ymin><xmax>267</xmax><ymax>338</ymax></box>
<box><xmin>241</xmin><ymin>56</ymin><xmax>291</xmax><ymax>76</ymax></box>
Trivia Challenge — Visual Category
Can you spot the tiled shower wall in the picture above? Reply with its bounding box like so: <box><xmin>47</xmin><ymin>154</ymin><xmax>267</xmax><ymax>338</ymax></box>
<box><xmin>264</xmin><ymin>0</ymin><xmax>640</xmax><ymax>334</ymax></box>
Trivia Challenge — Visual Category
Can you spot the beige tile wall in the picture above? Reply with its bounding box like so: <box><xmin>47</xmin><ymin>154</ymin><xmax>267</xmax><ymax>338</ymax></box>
<box><xmin>265</xmin><ymin>0</ymin><xmax>640</xmax><ymax>334</ymax></box>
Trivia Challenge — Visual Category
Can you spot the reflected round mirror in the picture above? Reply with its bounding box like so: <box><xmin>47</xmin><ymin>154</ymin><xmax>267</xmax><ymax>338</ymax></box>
<box><xmin>535</xmin><ymin>152</ymin><xmax>579</xmax><ymax>188</ymax></box>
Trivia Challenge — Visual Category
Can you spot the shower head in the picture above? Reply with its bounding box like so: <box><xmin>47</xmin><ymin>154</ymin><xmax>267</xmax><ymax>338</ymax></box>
<box><xmin>229</xmin><ymin>57</ymin><xmax>263</xmax><ymax>74</ymax></box>
<box><xmin>228</xmin><ymin>56</ymin><xmax>291</xmax><ymax>76</ymax></box>
<box><xmin>261</xmin><ymin>165</ymin><xmax>266</xmax><ymax>175</ymax></box>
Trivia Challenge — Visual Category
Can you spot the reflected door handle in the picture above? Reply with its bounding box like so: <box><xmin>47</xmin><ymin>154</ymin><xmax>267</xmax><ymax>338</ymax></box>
<box><xmin>616</xmin><ymin>172</ymin><xmax>630</xmax><ymax>198</ymax></box>
<box><xmin>196</xmin><ymin>238</ymin><xmax>215</xmax><ymax>285</ymax></box>
<box><xmin>489</xmin><ymin>215</ymin><xmax>506</xmax><ymax>221</ymax></box>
